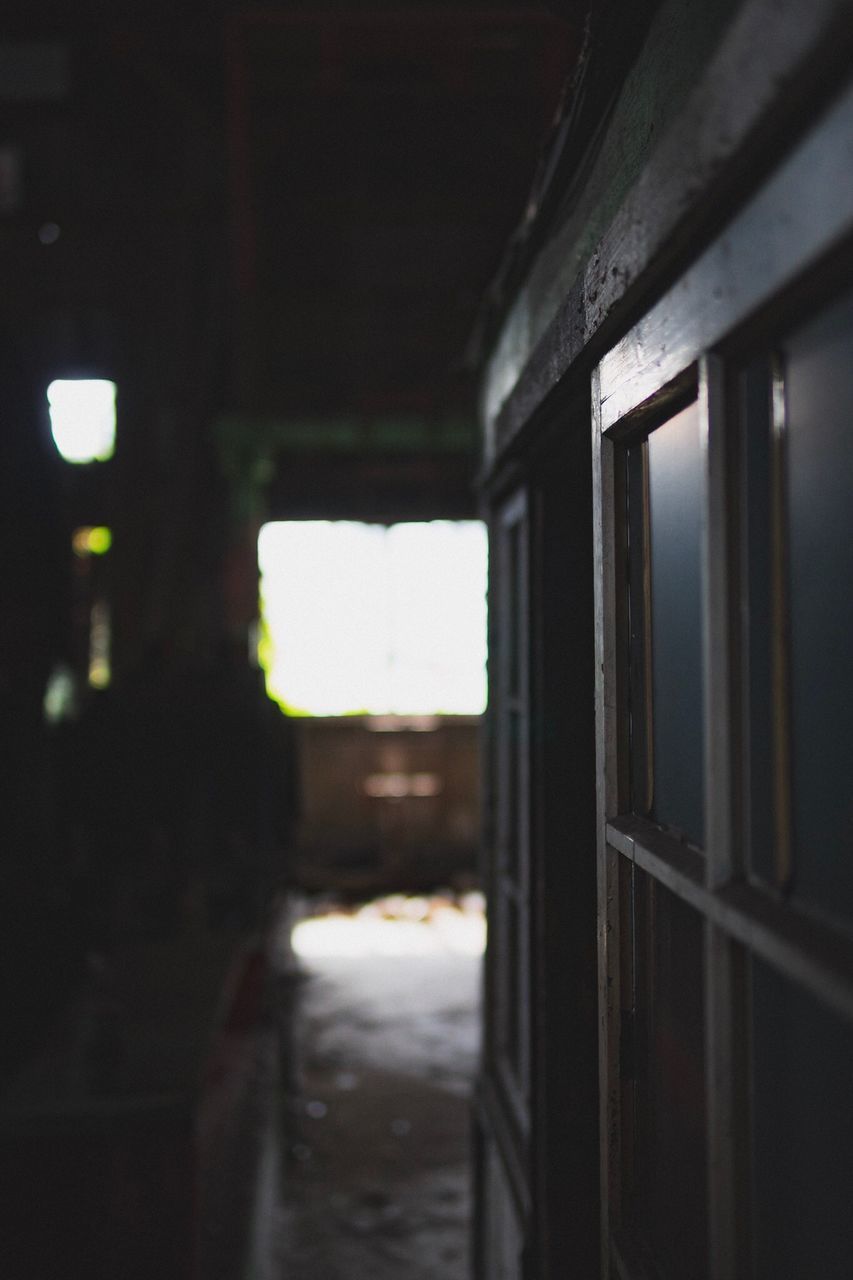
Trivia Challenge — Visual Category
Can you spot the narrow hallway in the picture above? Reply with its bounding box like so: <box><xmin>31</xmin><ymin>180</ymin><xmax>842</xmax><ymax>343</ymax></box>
<box><xmin>273</xmin><ymin>894</ymin><xmax>484</xmax><ymax>1280</ymax></box>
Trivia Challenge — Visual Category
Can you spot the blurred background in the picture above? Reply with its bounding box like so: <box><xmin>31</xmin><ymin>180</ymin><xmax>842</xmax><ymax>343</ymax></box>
<box><xmin>0</xmin><ymin>4</ymin><xmax>578</xmax><ymax>1276</ymax></box>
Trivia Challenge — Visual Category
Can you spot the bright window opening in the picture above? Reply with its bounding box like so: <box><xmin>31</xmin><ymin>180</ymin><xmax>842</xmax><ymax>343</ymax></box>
<box><xmin>258</xmin><ymin>519</ymin><xmax>487</xmax><ymax>716</ymax></box>
<box><xmin>47</xmin><ymin>379</ymin><xmax>116</xmax><ymax>463</ymax></box>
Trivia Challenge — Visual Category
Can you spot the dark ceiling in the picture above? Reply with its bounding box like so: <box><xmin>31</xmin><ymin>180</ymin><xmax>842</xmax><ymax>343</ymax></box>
<box><xmin>229</xmin><ymin>9</ymin><xmax>576</xmax><ymax>420</ymax></box>
<box><xmin>1</xmin><ymin>7</ymin><xmax>577</xmax><ymax>394</ymax></box>
<box><xmin>0</xmin><ymin>4</ymin><xmax>582</xmax><ymax>524</ymax></box>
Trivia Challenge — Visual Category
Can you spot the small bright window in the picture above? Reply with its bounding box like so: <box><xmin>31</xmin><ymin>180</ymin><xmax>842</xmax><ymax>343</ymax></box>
<box><xmin>47</xmin><ymin>379</ymin><xmax>116</xmax><ymax>463</ymax></box>
<box><xmin>258</xmin><ymin>520</ymin><xmax>488</xmax><ymax>716</ymax></box>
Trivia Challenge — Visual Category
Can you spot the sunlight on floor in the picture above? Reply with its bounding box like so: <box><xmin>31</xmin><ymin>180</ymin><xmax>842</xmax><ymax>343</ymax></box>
<box><xmin>278</xmin><ymin>891</ymin><xmax>483</xmax><ymax>1279</ymax></box>
<box><xmin>291</xmin><ymin>894</ymin><xmax>486</xmax><ymax>959</ymax></box>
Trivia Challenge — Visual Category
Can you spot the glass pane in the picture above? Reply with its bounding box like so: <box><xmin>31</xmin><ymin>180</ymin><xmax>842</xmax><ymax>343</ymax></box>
<box><xmin>627</xmin><ymin>871</ymin><xmax>707</xmax><ymax>1278</ymax></box>
<box><xmin>647</xmin><ymin>403</ymin><xmax>705</xmax><ymax>846</ymax></box>
<box><xmin>752</xmin><ymin>959</ymin><xmax>853</xmax><ymax>1279</ymax></box>
<box><xmin>498</xmin><ymin>893</ymin><xmax>522</xmax><ymax>1084</ymax></box>
<box><xmin>739</xmin><ymin>360</ymin><xmax>776</xmax><ymax>884</ymax></box>
<box><xmin>500</xmin><ymin>710</ymin><xmax>521</xmax><ymax>878</ymax></box>
<box><xmin>627</xmin><ymin>444</ymin><xmax>652</xmax><ymax>815</ymax></box>
<box><xmin>498</xmin><ymin>508</ymin><xmax>525</xmax><ymax>879</ymax></box>
<box><xmin>784</xmin><ymin>289</ymin><xmax>853</xmax><ymax>921</ymax></box>
<box><xmin>505</xmin><ymin>520</ymin><xmax>521</xmax><ymax>699</ymax></box>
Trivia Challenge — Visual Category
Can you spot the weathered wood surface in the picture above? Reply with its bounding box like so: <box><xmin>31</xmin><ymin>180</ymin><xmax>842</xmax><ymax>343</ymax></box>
<box><xmin>598</xmin><ymin>78</ymin><xmax>853</xmax><ymax>430</ymax></box>
<box><xmin>606</xmin><ymin>814</ymin><xmax>853</xmax><ymax>1025</ymax></box>
<box><xmin>482</xmin><ymin>0</ymin><xmax>853</xmax><ymax>464</ymax></box>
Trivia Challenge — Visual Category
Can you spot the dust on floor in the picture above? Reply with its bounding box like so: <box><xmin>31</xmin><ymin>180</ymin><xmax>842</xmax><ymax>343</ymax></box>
<box><xmin>271</xmin><ymin>894</ymin><xmax>484</xmax><ymax>1280</ymax></box>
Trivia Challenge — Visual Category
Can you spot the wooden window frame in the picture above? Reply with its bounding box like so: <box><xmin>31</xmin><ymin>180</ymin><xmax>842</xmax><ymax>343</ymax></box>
<box><xmin>593</xmin><ymin>77</ymin><xmax>853</xmax><ymax>1280</ymax></box>
<box><xmin>490</xmin><ymin>486</ymin><xmax>533</xmax><ymax>1139</ymax></box>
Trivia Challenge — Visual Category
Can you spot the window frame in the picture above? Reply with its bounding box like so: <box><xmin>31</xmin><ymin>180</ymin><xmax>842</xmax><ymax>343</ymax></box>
<box><xmin>593</xmin><ymin>75</ymin><xmax>853</xmax><ymax>1280</ymax></box>
<box><xmin>490</xmin><ymin>486</ymin><xmax>533</xmax><ymax>1134</ymax></box>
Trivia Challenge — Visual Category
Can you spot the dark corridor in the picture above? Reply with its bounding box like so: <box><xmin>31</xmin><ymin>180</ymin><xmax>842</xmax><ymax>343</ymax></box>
<box><xmin>4</xmin><ymin>3</ymin><xmax>853</xmax><ymax>1279</ymax></box>
<box><xmin>0</xmin><ymin>5</ymin><xmax>569</xmax><ymax>1277</ymax></box>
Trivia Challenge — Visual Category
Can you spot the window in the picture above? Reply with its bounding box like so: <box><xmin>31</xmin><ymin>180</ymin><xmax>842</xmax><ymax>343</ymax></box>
<box><xmin>490</xmin><ymin>491</ymin><xmax>531</xmax><ymax>1121</ymax></box>
<box><xmin>596</xmin><ymin>276</ymin><xmax>853</xmax><ymax>1277</ymax></box>
<box><xmin>47</xmin><ymin>379</ymin><xmax>116</xmax><ymax>463</ymax></box>
<box><xmin>770</xmin><ymin>291</ymin><xmax>853</xmax><ymax>921</ymax></box>
<box><xmin>608</xmin><ymin>395</ymin><xmax>710</xmax><ymax>1278</ymax></box>
<box><xmin>626</xmin><ymin>402</ymin><xmax>705</xmax><ymax>846</ymax></box>
<box><xmin>594</xmin><ymin>96</ymin><xmax>853</xmax><ymax>1273</ymax></box>
<box><xmin>750</xmin><ymin>957</ymin><xmax>853</xmax><ymax>1279</ymax></box>
<box><xmin>478</xmin><ymin>423</ymin><xmax>600</xmax><ymax>1280</ymax></box>
<box><xmin>738</xmin><ymin>292</ymin><xmax>853</xmax><ymax>918</ymax></box>
<box><xmin>627</xmin><ymin>869</ymin><xmax>707</xmax><ymax>1276</ymax></box>
<box><xmin>257</xmin><ymin>519</ymin><xmax>487</xmax><ymax>717</ymax></box>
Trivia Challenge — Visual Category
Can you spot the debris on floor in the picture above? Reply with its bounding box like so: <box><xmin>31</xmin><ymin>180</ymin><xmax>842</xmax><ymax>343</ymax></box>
<box><xmin>271</xmin><ymin>892</ymin><xmax>484</xmax><ymax>1280</ymax></box>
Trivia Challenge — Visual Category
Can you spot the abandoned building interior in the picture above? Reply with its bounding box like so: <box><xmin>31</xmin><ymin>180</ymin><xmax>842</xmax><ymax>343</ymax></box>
<box><xmin>2</xmin><ymin>0</ymin><xmax>853</xmax><ymax>1277</ymax></box>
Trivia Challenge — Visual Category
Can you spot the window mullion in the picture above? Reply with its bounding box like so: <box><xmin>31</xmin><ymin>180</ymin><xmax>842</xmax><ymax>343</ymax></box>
<box><xmin>593</xmin><ymin>369</ymin><xmax>624</xmax><ymax>1276</ymax></box>
<box><xmin>701</xmin><ymin>353</ymin><xmax>745</xmax><ymax>1280</ymax></box>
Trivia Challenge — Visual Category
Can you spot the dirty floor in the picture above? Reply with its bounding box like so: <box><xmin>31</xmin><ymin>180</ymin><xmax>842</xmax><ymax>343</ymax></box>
<box><xmin>271</xmin><ymin>895</ymin><xmax>484</xmax><ymax>1280</ymax></box>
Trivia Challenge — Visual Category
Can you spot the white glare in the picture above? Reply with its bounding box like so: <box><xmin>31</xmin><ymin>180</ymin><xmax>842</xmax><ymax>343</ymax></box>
<box><xmin>47</xmin><ymin>379</ymin><xmax>116</xmax><ymax>463</ymax></box>
<box><xmin>292</xmin><ymin>899</ymin><xmax>486</xmax><ymax>959</ymax></box>
<box><xmin>258</xmin><ymin>520</ymin><xmax>488</xmax><ymax>716</ymax></box>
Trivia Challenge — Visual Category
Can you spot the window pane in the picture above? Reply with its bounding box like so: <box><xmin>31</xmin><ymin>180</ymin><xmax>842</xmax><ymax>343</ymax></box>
<box><xmin>784</xmin><ymin>290</ymin><xmax>853</xmax><ymax>920</ymax></box>
<box><xmin>627</xmin><ymin>871</ymin><xmax>707</xmax><ymax>1278</ymax></box>
<box><xmin>739</xmin><ymin>360</ymin><xmax>776</xmax><ymax>884</ymax></box>
<box><xmin>503</xmin><ymin>711</ymin><xmax>521</xmax><ymax>878</ymax></box>
<box><xmin>752</xmin><ymin>958</ymin><xmax>853</xmax><ymax>1279</ymax></box>
<box><xmin>493</xmin><ymin>495</ymin><xmax>529</xmax><ymax>1105</ymax></box>
<box><xmin>497</xmin><ymin>509</ymin><xmax>526</xmax><ymax>880</ymax></box>
<box><xmin>647</xmin><ymin>403</ymin><xmax>705</xmax><ymax>845</ymax></box>
<box><xmin>627</xmin><ymin>444</ymin><xmax>652</xmax><ymax>815</ymax></box>
<box><xmin>497</xmin><ymin>893</ymin><xmax>523</xmax><ymax>1086</ymax></box>
<box><xmin>505</xmin><ymin>520</ymin><xmax>521</xmax><ymax>699</ymax></box>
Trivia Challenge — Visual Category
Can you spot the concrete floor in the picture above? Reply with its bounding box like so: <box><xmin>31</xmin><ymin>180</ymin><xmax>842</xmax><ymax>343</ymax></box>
<box><xmin>0</xmin><ymin>928</ymin><xmax>283</xmax><ymax>1280</ymax></box>
<box><xmin>0</xmin><ymin>896</ymin><xmax>482</xmax><ymax>1280</ymax></box>
<box><xmin>271</xmin><ymin>895</ymin><xmax>484</xmax><ymax>1280</ymax></box>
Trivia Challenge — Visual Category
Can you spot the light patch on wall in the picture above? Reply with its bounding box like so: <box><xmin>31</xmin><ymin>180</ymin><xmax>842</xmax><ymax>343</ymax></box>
<box><xmin>364</xmin><ymin>772</ymin><xmax>443</xmax><ymax>798</ymax></box>
<box><xmin>257</xmin><ymin>519</ymin><xmax>488</xmax><ymax>717</ymax></box>
<box><xmin>366</xmin><ymin>714</ymin><xmax>440</xmax><ymax>732</ymax></box>
<box><xmin>47</xmin><ymin>379</ymin><xmax>116</xmax><ymax>464</ymax></box>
